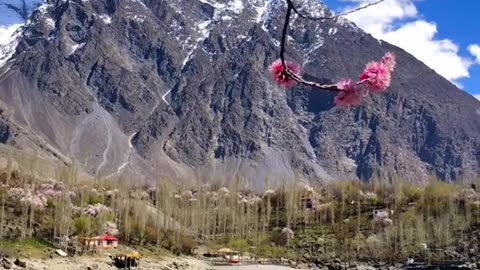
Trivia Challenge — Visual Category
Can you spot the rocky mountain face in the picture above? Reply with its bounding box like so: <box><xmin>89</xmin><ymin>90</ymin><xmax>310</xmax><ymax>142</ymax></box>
<box><xmin>1</xmin><ymin>0</ymin><xmax>480</xmax><ymax>188</ymax></box>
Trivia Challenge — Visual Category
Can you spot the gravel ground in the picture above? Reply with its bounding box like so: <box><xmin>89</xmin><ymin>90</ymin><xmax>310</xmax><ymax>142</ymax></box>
<box><xmin>212</xmin><ymin>265</ymin><xmax>297</xmax><ymax>270</ymax></box>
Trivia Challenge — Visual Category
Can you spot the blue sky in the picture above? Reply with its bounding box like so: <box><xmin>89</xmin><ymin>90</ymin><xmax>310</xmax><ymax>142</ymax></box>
<box><xmin>323</xmin><ymin>0</ymin><xmax>480</xmax><ymax>99</ymax></box>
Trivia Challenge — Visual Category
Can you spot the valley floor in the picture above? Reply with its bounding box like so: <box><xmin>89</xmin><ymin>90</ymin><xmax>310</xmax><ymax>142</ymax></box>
<box><xmin>18</xmin><ymin>255</ymin><xmax>209</xmax><ymax>270</ymax></box>
<box><xmin>15</xmin><ymin>255</ymin><xmax>305</xmax><ymax>270</ymax></box>
<box><xmin>212</xmin><ymin>266</ymin><xmax>297</xmax><ymax>270</ymax></box>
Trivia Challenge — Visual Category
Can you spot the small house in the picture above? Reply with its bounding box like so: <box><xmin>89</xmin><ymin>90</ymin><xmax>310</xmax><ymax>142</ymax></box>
<box><xmin>80</xmin><ymin>235</ymin><xmax>119</xmax><ymax>249</ymax></box>
<box><xmin>215</xmin><ymin>248</ymin><xmax>240</xmax><ymax>264</ymax></box>
<box><xmin>99</xmin><ymin>235</ymin><xmax>119</xmax><ymax>248</ymax></box>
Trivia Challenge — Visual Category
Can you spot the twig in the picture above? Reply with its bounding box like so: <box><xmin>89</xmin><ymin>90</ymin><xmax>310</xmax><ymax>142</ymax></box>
<box><xmin>279</xmin><ymin>2</ymin><xmax>340</xmax><ymax>91</ymax></box>
<box><xmin>289</xmin><ymin>0</ymin><xmax>385</xmax><ymax>21</ymax></box>
<box><xmin>279</xmin><ymin>0</ymin><xmax>383</xmax><ymax>91</ymax></box>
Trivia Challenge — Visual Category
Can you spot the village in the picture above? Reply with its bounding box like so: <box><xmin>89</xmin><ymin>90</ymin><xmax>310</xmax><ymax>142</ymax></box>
<box><xmin>0</xmin><ymin>158</ymin><xmax>479</xmax><ymax>269</ymax></box>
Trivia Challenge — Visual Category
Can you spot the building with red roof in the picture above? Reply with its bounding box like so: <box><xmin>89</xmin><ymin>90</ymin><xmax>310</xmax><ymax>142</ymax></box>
<box><xmin>80</xmin><ymin>234</ymin><xmax>119</xmax><ymax>249</ymax></box>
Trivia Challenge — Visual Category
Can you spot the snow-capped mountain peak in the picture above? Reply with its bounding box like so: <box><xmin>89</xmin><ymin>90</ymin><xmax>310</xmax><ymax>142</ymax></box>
<box><xmin>0</xmin><ymin>0</ymin><xmax>43</xmax><ymax>67</ymax></box>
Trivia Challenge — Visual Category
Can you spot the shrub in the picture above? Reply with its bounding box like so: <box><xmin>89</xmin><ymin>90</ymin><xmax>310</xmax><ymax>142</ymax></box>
<box><xmin>227</xmin><ymin>238</ymin><xmax>249</xmax><ymax>251</ymax></box>
<box><xmin>72</xmin><ymin>216</ymin><xmax>91</xmax><ymax>236</ymax></box>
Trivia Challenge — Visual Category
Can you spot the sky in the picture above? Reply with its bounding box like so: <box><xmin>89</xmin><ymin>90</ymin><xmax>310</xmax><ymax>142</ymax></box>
<box><xmin>322</xmin><ymin>0</ymin><xmax>480</xmax><ymax>100</ymax></box>
<box><xmin>0</xmin><ymin>0</ymin><xmax>42</xmax><ymax>66</ymax></box>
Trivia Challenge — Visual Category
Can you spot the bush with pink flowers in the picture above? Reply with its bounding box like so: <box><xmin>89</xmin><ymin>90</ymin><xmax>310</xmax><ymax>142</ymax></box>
<box><xmin>82</xmin><ymin>203</ymin><xmax>112</xmax><ymax>217</ymax></box>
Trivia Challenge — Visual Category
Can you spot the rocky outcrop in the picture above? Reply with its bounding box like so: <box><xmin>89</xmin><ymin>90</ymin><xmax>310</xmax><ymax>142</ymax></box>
<box><xmin>0</xmin><ymin>119</ymin><xmax>13</xmax><ymax>144</ymax></box>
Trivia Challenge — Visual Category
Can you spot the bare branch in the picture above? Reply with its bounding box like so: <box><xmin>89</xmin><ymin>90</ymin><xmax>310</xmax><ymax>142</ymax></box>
<box><xmin>279</xmin><ymin>3</ymin><xmax>341</xmax><ymax>92</ymax></box>
<box><xmin>279</xmin><ymin>0</ymin><xmax>385</xmax><ymax>93</ymax></box>
<box><xmin>288</xmin><ymin>0</ymin><xmax>385</xmax><ymax>21</ymax></box>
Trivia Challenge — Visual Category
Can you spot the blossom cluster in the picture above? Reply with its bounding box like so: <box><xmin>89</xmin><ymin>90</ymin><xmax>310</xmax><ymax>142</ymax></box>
<box><xmin>129</xmin><ymin>190</ymin><xmax>149</xmax><ymax>200</ymax></box>
<box><xmin>82</xmin><ymin>203</ymin><xmax>112</xmax><ymax>217</ymax></box>
<box><xmin>269</xmin><ymin>59</ymin><xmax>301</xmax><ymax>88</ymax></box>
<box><xmin>8</xmin><ymin>188</ymin><xmax>48</xmax><ymax>210</ymax></box>
<box><xmin>373</xmin><ymin>209</ymin><xmax>393</xmax><ymax>226</ymax></box>
<box><xmin>38</xmin><ymin>181</ymin><xmax>66</xmax><ymax>199</ymax></box>
<box><xmin>103</xmin><ymin>221</ymin><xmax>119</xmax><ymax>236</ymax></box>
<box><xmin>7</xmin><ymin>180</ymin><xmax>74</xmax><ymax>210</ymax></box>
<box><xmin>105</xmin><ymin>189</ymin><xmax>119</xmax><ymax>197</ymax></box>
<box><xmin>237</xmin><ymin>194</ymin><xmax>263</xmax><ymax>205</ymax></box>
<box><xmin>269</xmin><ymin>52</ymin><xmax>396</xmax><ymax>107</ymax></box>
<box><xmin>170</xmin><ymin>186</ymin><xmax>266</xmax><ymax>206</ymax></box>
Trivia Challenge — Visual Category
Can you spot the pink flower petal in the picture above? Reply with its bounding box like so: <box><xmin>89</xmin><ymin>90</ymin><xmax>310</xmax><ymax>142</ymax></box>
<box><xmin>359</xmin><ymin>61</ymin><xmax>391</xmax><ymax>92</ymax></box>
<box><xmin>382</xmin><ymin>52</ymin><xmax>396</xmax><ymax>71</ymax></box>
<box><xmin>269</xmin><ymin>59</ymin><xmax>301</xmax><ymax>88</ymax></box>
<box><xmin>334</xmin><ymin>79</ymin><xmax>364</xmax><ymax>107</ymax></box>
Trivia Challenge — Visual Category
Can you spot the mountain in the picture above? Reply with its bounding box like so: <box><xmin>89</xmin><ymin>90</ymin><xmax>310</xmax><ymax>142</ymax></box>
<box><xmin>1</xmin><ymin>0</ymin><xmax>480</xmax><ymax>189</ymax></box>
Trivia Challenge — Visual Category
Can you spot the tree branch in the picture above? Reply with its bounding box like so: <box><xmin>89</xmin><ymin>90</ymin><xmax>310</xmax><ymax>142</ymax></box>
<box><xmin>288</xmin><ymin>0</ymin><xmax>385</xmax><ymax>21</ymax></box>
<box><xmin>279</xmin><ymin>0</ymin><xmax>385</xmax><ymax>92</ymax></box>
<box><xmin>279</xmin><ymin>1</ymin><xmax>339</xmax><ymax>91</ymax></box>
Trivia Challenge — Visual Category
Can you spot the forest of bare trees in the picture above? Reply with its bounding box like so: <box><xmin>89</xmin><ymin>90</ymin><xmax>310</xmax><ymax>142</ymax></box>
<box><xmin>1</xmin><ymin>152</ymin><xmax>480</xmax><ymax>263</ymax></box>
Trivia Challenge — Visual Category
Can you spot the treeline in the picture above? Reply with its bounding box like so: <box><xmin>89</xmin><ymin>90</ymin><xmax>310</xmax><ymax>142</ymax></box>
<box><xmin>0</xmin><ymin>156</ymin><xmax>480</xmax><ymax>262</ymax></box>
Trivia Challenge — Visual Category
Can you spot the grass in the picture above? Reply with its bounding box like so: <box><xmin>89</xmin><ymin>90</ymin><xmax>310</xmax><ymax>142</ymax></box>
<box><xmin>122</xmin><ymin>244</ymin><xmax>171</xmax><ymax>259</ymax></box>
<box><xmin>0</xmin><ymin>238</ymin><xmax>52</xmax><ymax>258</ymax></box>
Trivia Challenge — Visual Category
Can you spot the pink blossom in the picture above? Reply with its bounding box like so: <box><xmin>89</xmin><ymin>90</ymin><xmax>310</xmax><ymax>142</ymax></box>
<box><xmin>38</xmin><ymin>182</ymin><xmax>65</xmax><ymax>199</ymax></box>
<box><xmin>263</xmin><ymin>189</ymin><xmax>275</xmax><ymax>197</ymax></box>
<box><xmin>238</xmin><ymin>197</ymin><xmax>249</xmax><ymax>204</ymax></box>
<box><xmin>83</xmin><ymin>203</ymin><xmax>111</xmax><ymax>217</ymax></box>
<box><xmin>8</xmin><ymin>188</ymin><xmax>48</xmax><ymax>210</ymax></box>
<box><xmin>359</xmin><ymin>61</ymin><xmax>391</xmax><ymax>92</ymax></box>
<box><xmin>269</xmin><ymin>59</ymin><xmax>301</xmax><ymax>88</ymax></box>
<box><xmin>359</xmin><ymin>52</ymin><xmax>396</xmax><ymax>92</ymax></box>
<box><xmin>334</xmin><ymin>79</ymin><xmax>364</xmax><ymax>107</ymax></box>
<box><xmin>30</xmin><ymin>194</ymin><xmax>48</xmax><ymax>210</ymax></box>
<box><xmin>381</xmin><ymin>52</ymin><xmax>396</xmax><ymax>71</ymax></box>
<box><xmin>8</xmin><ymin>188</ymin><xmax>26</xmax><ymax>201</ymax></box>
<box><xmin>42</xmin><ymin>189</ymin><xmax>64</xmax><ymax>198</ymax></box>
<box><xmin>103</xmin><ymin>221</ymin><xmax>119</xmax><ymax>236</ymax></box>
<box><xmin>130</xmin><ymin>190</ymin><xmax>149</xmax><ymax>200</ymax></box>
<box><xmin>39</xmin><ymin>183</ymin><xmax>54</xmax><ymax>190</ymax></box>
<box><xmin>218</xmin><ymin>187</ymin><xmax>229</xmax><ymax>196</ymax></box>
<box><xmin>248</xmin><ymin>196</ymin><xmax>263</xmax><ymax>205</ymax></box>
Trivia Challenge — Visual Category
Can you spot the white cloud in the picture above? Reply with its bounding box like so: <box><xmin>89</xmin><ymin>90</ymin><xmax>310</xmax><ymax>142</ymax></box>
<box><xmin>474</xmin><ymin>94</ymin><xmax>480</xmax><ymax>101</ymax></box>
<box><xmin>341</xmin><ymin>0</ymin><xmax>476</xmax><ymax>83</ymax></box>
<box><xmin>454</xmin><ymin>81</ymin><xmax>463</xmax><ymax>90</ymax></box>
<box><xmin>469</xmin><ymin>44</ymin><xmax>480</xmax><ymax>64</ymax></box>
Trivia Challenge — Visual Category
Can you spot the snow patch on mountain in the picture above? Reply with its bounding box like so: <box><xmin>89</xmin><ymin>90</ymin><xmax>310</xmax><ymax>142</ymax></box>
<box><xmin>123</xmin><ymin>0</ymin><xmax>149</xmax><ymax>23</ymax></box>
<box><xmin>254</xmin><ymin>2</ymin><xmax>266</xmax><ymax>23</ymax></box>
<box><xmin>127</xmin><ymin>0</ymin><xmax>147</xmax><ymax>11</ymax></box>
<box><xmin>328</xmin><ymin>27</ymin><xmax>338</xmax><ymax>36</ymax></box>
<box><xmin>294</xmin><ymin>0</ymin><xmax>329</xmax><ymax>18</ymax></box>
<box><xmin>198</xmin><ymin>20</ymin><xmax>212</xmax><ymax>38</ymax></box>
<box><xmin>260</xmin><ymin>0</ymin><xmax>283</xmax><ymax>32</ymax></box>
<box><xmin>0</xmin><ymin>25</ymin><xmax>21</xmax><ymax>68</ymax></box>
<box><xmin>68</xmin><ymin>42</ymin><xmax>86</xmax><ymax>56</ymax></box>
<box><xmin>197</xmin><ymin>0</ymin><xmax>224</xmax><ymax>9</ymax></box>
<box><xmin>99</xmin><ymin>14</ymin><xmax>112</xmax><ymax>24</ymax></box>
<box><xmin>0</xmin><ymin>0</ymin><xmax>43</xmax><ymax>67</ymax></box>
<box><xmin>227</xmin><ymin>0</ymin><xmax>243</xmax><ymax>14</ymax></box>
